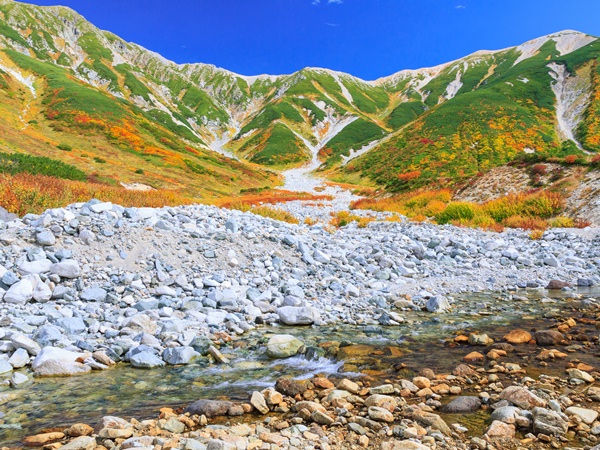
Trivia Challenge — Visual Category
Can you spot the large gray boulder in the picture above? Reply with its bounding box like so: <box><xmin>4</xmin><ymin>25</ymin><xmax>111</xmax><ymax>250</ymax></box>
<box><xmin>266</xmin><ymin>335</ymin><xmax>304</xmax><ymax>359</ymax></box>
<box><xmin>162</xmin><ymin>347</ymin><xmax>199</xmax><ymax>365</ymax></box>
<box><xmin>4</xmin><ymin>279</ymin><xmax>33</xmax><ymax>304</ymax></box>
<box><xmin>532</xmin><ymin>407</ymin><xmax>568</xmax><ymax>436</ymax></box>
<box><xmin>130</xmin><ymin>351</ymin><xmax>165</xmax><ymax>368</ymax></box>
<box><xmin>426</xmin><ymin>295</ymin><xmax>451</xmax><ymax>313</ymax></box>
<box><xmin>50</xmin><ymin>260</ymin><xmax>81</xmax><ymax>279</ymax></box>
<box><xmin>277</xmin><ymin>306</ymin><xmax>319</xmax><ymax>325</ymax></box>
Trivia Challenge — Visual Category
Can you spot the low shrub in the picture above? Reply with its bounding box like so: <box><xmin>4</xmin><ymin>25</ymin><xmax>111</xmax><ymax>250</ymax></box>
<box><xmin>435</xmin><ymin>202</ymin><xmax>477</xmax><ymax>224</ymax></box>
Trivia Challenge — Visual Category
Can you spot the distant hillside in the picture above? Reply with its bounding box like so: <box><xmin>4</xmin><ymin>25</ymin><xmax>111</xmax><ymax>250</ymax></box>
<box><xmin>0</xmin><ymin>0</ymin><xmax>598</xmax><ymax>196</ymax></box>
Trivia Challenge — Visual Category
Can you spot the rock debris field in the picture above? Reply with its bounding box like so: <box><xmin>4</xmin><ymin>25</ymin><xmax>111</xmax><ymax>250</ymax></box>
<box><xmin>1</xmin><ymin>200</ymin><xmax>600</xmax><ymax>449</ymax></box>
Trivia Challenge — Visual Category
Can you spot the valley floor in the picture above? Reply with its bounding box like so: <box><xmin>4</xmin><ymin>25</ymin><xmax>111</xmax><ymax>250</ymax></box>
<box><xmin>1</xmin><ymin>166</ymin><xmax>600</xmax><ymax>449</ymax></box>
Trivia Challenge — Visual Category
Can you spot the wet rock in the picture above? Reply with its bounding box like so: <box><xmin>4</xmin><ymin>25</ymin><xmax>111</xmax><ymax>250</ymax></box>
<box><xmin>412</xmin><ymin>410</ymin><xmax>451</xmax><ymax>435</ymax></box>
<box><xmin>443</xmin><ymin>396</ymin><xmax>482</xmax><ymax>413</ymax></box>
<box><xmin>60</xmin><ymin>436</ymin><xmax>96</xmax><ymax>450</ymax></box>
<box><xmin>468</xmin><ymin>333</ymin><xmax>492</xmax><ymax>346</ymax></box>
<box><xmin>0</xmin><ymin>359</ymin><xmax>12</xmax><ymax>374</ymax></box>
<box><xmin>565</xmin><ymin>406</ymin><xmax>598</xmax><ymax>424</ymax></box>
<box><xmin>463</xmin><ymin>351</ymin><xmax>484</xmax><ymax>362</ymax></box>
<box><xmin>208</xmin><ymin>345</ymin><xmax>229</xmax><ymax>364</ymax></box>
<box><xmin>276</xmin><ymin>378</ymin><xmax>313</xmax><ymax>396</ymax></box>
<box><xmin>546</xmin><ymin>280</ymin><xmax>572</xmax><ymax>289</ymax></box>
<box><xmin>23</xmin><ymin>431</ymin><xmax>65</xmax><ymax>447</ymax></box>
<box><xmin>490</xmin><ymin>406</ymin><xmax>521</xmax><ymax>423</ymax></box>
<box><xmin>368</xmin><ymin>406</ymin><xmax>394</xmax><ymax>423</ymax></box>
<box><xmin>485</xmin><ymin>420</ymin><xmax>515</xmax><ymax>439</ymax></box>
<box><xmin>185</xmin><ymin>400</ymin><xmax>233</xmax><ymax>418</ymax></box>
<box><xmin>534</xmin><ymin>330</ymin><xmax>564</xmax><ymax>346</ymax></box>
<box><xmin>500</xmin><ymin>386</ymin><xmax>547</xmax><ymax>409</ymax></box>
<box><xmin>162</xmin><ymin>346</ymin><xmax>199</xmax><ymax>365</ymax></box>
<box><xmin>532</xmin><ymin>407</ymin><xmax>568</xmax><ymax>436</ymax></box>
<box><xmin>130</xmin><ymin>351</ymin><xmax>165</xmax><ymax>368</ymax></box>
<box><xmin>503</xmin><ymin>329</ymin><xmax>532</xmax><ymax>344</ymax></box>
<box><xmin>34</xmin><ymin>360</ymin><xmax>91</xmax><ymax>377</ymax></box>
<box><xmin>250</xmin><ymin>391</ymin><xmax>269</xmax><ymax>414</ymax></box>
<box><xmin>426</xmin><ymin>295</ymin><xmax>451</xmax><ymax>313</ymax></box>
<box><xmin>452</xmin><ymin>364</ymin><xmax>476</xmax><ymax>376</ymax></box>
<box><xmin>265</xmin><ymin>334</ymin><xmax>304</xmax><ymax>359</ymax></box>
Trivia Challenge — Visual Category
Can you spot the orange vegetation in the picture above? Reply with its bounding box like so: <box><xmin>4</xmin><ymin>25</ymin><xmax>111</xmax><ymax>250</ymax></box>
<box><xmin>0</xmin><ymin>173</ymin><xmax>195</xmax><ymax>216</ymax></box>
<box><xmin>215</xmin><ymin>190</ymin><xmax>332</xmax><ymax>208</ymax></box>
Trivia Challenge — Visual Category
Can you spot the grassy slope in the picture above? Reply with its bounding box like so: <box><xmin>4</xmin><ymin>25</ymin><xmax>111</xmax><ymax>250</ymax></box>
<box><xmin>0</xmin><ymin>50</ymin><xmax>277</xmax><ymax>199</ymax></box>
<box><xmin>340</xmin><ymin>40</ymin><xmax>599</xmax><ymax>191</ymax></box>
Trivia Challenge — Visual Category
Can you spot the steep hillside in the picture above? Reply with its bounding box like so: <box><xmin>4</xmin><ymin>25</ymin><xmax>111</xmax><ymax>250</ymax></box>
<box><xmin>0</xmin><ymin>0</ymin><xmax>599</xmax><ymax>197</ymax></box>
<box><xmin>335</xmin><ymin>31</ymin><xmax>600</xmax><ymax>191</ymax></box>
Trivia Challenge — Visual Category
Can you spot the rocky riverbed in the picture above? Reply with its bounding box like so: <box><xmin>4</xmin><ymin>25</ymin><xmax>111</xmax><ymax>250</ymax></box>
<box><xmin>1</xmin><ymin>199</ymin><xmax>600</xmax><ymax>448</ymax></box>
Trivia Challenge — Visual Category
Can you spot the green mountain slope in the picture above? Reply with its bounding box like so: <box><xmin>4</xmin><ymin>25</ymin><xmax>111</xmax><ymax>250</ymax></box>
<box><xmin>0</xmin><ymin>0</ymin><xmax>598</xmax><ymax>195</ymax></box>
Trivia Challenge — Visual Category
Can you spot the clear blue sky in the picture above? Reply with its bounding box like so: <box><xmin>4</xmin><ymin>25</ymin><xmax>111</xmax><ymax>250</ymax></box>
<box><xmin>21</xmin><ymin>0</ymin><xmax>600</xmax><ymax>80</ymax></box>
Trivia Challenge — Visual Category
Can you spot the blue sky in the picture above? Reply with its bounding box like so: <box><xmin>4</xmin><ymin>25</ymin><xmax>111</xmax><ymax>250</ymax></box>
<box><xmin>21</xmin><ymin>0</ymin><xmax>600</xmax><ymax>80</ymax></box>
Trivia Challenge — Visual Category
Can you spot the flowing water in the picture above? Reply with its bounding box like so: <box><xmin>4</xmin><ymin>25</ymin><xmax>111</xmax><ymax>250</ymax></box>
<box><xmin>2</xmin><ymin>288</ymin><xmax>600</xmax><ymax>446</ymax></box>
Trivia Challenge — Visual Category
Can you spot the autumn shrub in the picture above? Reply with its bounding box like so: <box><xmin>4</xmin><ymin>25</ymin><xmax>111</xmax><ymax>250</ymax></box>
<box><xmin>530</xmin><ymin>230</ymin><xmax>544</xmax><ymax>240</ymax></box>
<box><xmin>217</xmin><ymin>190</ymin><xmax>331</xmax><ymax>208</ymax></box>
<box><xmin>246</xmin><ymin>206</ymin><xmax>299</xmax><ymax>224</ymax></box>
<box><xmin>549</xmin><ymin>216</ymin><xmax>574</xmax><ymax>228</ymax></box>
<box><xmin>435</xmin><ymin>202</ymin><xmax>477</xmax><ymax>224</ymax></box>
<box><xmin>304</xmin><ymin>217</ymin><xmax>318</xmax><ymax>226</ymax></box>
<box><xmin>530</xmin><ymin>164</ymin><xmax>548</xmax><ymax>176</ymax></box>
<box><xmin>57</xmin><ymin>143</ymin><xmax>73</xmax><ymax>151</ymax></box>
<box><xmin>564</xmin><ymin>155</ymin><xmax>578</xmax><ymax>164</ymax></box>
<box><xmin>574</xmin><ymin>218</ymin><xmax>592</xmax><ymax>228</ymax></box>
<box><xmin>502</xmin><ymin>215</ymin><xmax>548</xmax><ymax>230</ymax></box>
<box><xmin>350</xmin><ymin>189</ymin><xmax>452</xmax><ymax>218</ymax></box>
<box><xmin>0</xmin><ymin>173</ymin><xmax>194</xmax><ymax>216</ymax></box>
<box><xmin>519</xmin><ymin>191</ymin><xmax>564</xmax><ymax>218</ymax></box>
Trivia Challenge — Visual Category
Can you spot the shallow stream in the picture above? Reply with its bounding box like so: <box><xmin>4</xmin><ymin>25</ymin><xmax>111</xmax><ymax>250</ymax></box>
<box><xmin>2</xmin><ymin>288</ymin><xmax>599</xmax><ymax>446</ymax></box>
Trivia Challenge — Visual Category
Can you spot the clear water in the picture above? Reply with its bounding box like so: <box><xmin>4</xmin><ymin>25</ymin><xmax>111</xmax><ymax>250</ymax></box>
<box><xmin>1</xmin><ymin>288</ymin><xmax>598</xmax><ymax>446</ymax></box>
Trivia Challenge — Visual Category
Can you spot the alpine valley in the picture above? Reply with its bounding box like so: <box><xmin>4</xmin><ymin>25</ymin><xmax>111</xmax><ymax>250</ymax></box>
<box><xmin>0</xmin><ymin>0</ymin><xmax>599</xmax><ymax>202</ymax></box>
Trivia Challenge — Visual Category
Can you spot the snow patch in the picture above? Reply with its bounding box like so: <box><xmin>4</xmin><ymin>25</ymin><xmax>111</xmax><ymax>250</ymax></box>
<box><xmin>518</xmin><ymin>77</ymin><xmax>529</xmax><ymax>84</ymax></box>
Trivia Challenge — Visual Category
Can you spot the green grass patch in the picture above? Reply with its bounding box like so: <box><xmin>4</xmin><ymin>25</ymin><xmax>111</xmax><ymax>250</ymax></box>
<box><xmin>0</xmin><ymin>152</ymin><xmax>87</xmax><ymax>181</ymax></box>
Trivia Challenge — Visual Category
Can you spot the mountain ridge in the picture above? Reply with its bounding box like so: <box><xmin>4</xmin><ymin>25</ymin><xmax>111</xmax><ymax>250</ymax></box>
<box><xmin>0</xmin><ymin>0</ymin><xmax>599</xmax><ymax>199</ymax></box>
